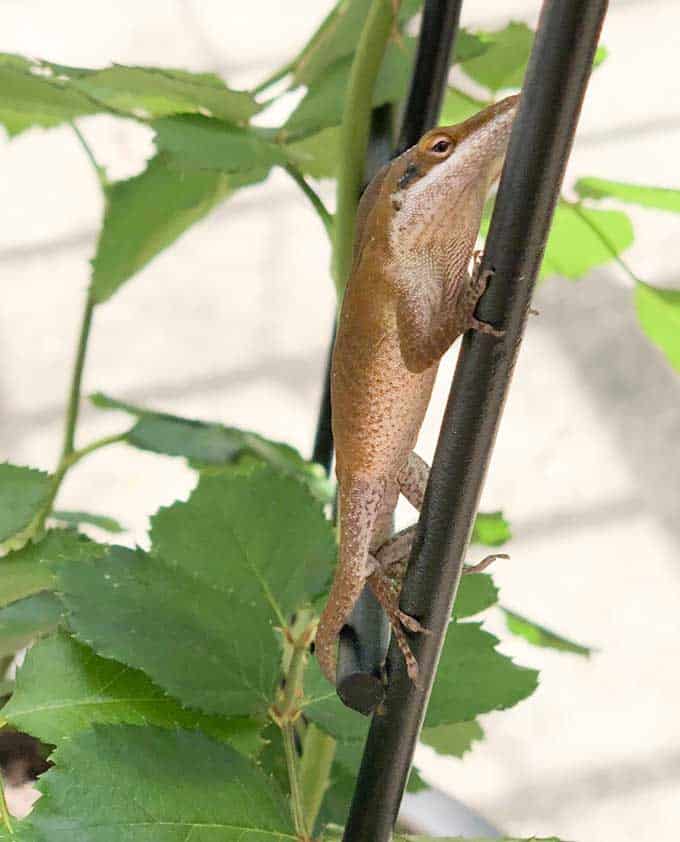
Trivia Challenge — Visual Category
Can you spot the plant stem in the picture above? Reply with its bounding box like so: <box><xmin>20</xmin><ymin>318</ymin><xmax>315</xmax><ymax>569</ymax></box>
<box><xmin>61</xmin><ymin>293</ymin><xmax>95</xmax><ymax>458</ymax></box>
<box><xmin>282</xmin><ymin>724</ymin><xmax>310</xmax><ymax>840</ymax></box>
<box><xmin>70</xmin><ymin>121</ymin><xmax>108</xmax><ymax>190</ymax></box>
<box><xmin>283</xmin><ymin>163</ymin><xmax>334</xmax><ymax>240</ymax></box>
<box><xmin>0</xmin><ymin>769</ymin><xmax>13</xmax><ymax>835</ymax></box>
<box><xmin>332</xmin><ymin>0</ymin><xmax>397</xmax><ymax>298</ymax></box>
<box><xmin>252</xmin><ymin>60</ymin><xmax>295</xmax><ymax>97</ymax></box>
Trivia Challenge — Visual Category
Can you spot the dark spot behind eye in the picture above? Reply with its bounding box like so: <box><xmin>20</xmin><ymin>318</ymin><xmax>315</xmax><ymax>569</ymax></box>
<box><xmin>397</xmin><ymin>162</ymin><xmax>420</xmax><ymax>190</ymax></box>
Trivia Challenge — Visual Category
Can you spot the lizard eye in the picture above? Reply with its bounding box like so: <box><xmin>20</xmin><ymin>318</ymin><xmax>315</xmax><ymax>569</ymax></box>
<box><xmin>428</xmin><ymin>137</ymin><xmax>454</xmax><ymax>157</ymax></box>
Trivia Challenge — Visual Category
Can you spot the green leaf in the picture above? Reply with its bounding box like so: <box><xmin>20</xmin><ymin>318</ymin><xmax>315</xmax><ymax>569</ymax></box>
<box><xmin>29</xmin><ymin>725</ymin><xmax>295</xmax><ymax>841</ymax></box>
<box><xmin>153</xmin><ymin>114</ymin><xmax>285</xmax><ymax>173</ymax></box>
<box><xmin>284</xmin><ymin>126</ymin><xmax>341</xmax><ymax>180</ymax></box>
<box><xmin>439</xmin><ymin>88</ymin><xmax>488</xmax><ymax>125</ymax></box>
<box><xmin>502</xmin><ymin>608</ymin><xmax>593</xmax><ymax>657</ymax></box>
<box><xmin>283</xmin><ymin>38</ymin><xmax>416</xmax><ymax>140</ymax></box>
<box><xmin>67</xmin><ymin>64</ymin><xmax>259</xmax><ymax>122</ymax></box>
<box><xmin>540</xmin><ymin>202</ymin><xmax>634</xmax><ymax>280</ymax></box>
<box><xmin>0</xmin><ymin>53</ymin><xmax>97</xmax><ymax>137</ymax></box>
<box><xmin>453</xmin><ymin>573</ymin><xmax>498</xmax><ymax>618</ymax></box>
<box><xmin>4</xmin><ymin>632</ymin><xmax>262</xmax><ymax>754</ymax></box>
<box><xmin>0</xmin><ymin>530</ymin><xmax>102</xmax><ymax>608</ymax></box>
<box><xmin>303</xmin><ymin>657</ymin><xmax>371</xmax><ymax>741</ymax></box>
<box><xmin>290</xmin><ymin>0</ymin><xmax>423</xmax><ymax>88</ymax></box>
<box><xmin>471</xmin><ymin>511</ymin><xmax>511</xmax><ymax>546</ymax></box>
<box><xmin>90</xmin><ymin>391</ymin><xmax>334</xmax><ymax>503</ymax></box>
<box><xmin>0</xmin><ymin>463</ymin><xmax>51</xmax><ymax>549</ymax></box>
<box><xmin>56</xmin><ymin>468</ymin><xmax>335</xmax><ymax>717</ymax></box>
<box><xmin>575</xmin><ymin>177</ymin><xmax>680</xmax><ymax>213</ymax></box>
<box><xmin>634</xmin><ymin>282</ymin><xmax>680</xmax><ymax>373</ymax></box>
<box><xmin>593</xmin><ymin>45</ymin><xmax>609</xmax><ymax>67</ymax></box>
<box><xmin>425</xmin><ymin>622</ymin><xmax>538</xmax><ymax>727</ymax></box>
<box><xmin>0</xmin><ymin>593</ymin><xmax>62</xmax><ymax>657</ymax></box>
<box><xmin>461</xmin><ymin>22</ymin><xmax>534</xmax><ymax>92</ymax></box>
<box><xmin>52</xmin><ymin>510</ymin><xmax>124</xmax><ymax>533</ymax></box>
<box><xmin>90</xmin><ymin>154</ymin><xmax>255</xmax><ymax>303</ymax></box>
<box><xmin>421</xmin><ymin>720</ymin><xmax>484</xmax><ymax>757</ymax></box>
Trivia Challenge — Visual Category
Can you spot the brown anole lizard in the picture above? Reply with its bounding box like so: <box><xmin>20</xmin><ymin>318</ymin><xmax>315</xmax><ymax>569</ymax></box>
<box><xmin>316</xmin><ymin>95</ymin><xmax>519</xmax><ymax>685</ymax></box>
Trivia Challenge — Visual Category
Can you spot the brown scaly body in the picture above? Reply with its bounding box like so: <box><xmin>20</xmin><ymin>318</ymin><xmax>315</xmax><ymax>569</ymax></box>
<box><xmin>316</xmin><ymin>95</ymin><xmax>519</xmax><ymax>685</ymax></box>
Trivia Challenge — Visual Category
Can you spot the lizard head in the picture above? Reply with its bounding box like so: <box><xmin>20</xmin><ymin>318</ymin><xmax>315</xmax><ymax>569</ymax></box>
<box><xmin>388</xmin><ymin>94</ymin><xmax>519</xmax><ymax>225</ymax></box>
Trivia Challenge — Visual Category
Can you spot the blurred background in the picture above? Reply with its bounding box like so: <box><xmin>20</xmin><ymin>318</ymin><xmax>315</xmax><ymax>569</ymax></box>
<box><xmin>1</xmin><ymin>1</ymin><xmax>679</xmax><ymax>840</ymax></box>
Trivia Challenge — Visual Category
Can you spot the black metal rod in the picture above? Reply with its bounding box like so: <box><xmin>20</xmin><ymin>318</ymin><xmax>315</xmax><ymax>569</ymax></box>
<box><xmin>396</xmin><ymin>0</ymin><xmax>463</xmax><ymax>153</ymax></box>
<box><xmin>342</xmin><ymin>1</ymin><xmax>608</xmax><ymax>839</ymax></box>
<box><xmin>333</xmin><ymin>0</ymin><xmax>465</xmax><ymax>712</ymax></box>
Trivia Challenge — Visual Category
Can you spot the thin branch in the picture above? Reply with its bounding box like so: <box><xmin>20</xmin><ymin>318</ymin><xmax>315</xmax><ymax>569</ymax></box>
<box><xmin>332</xmin><ymin>0</ymin><xmax>397</xmax><ymax>298</ymax></box>
<box><xmin>70</xmin><ymin>121</ymin><xmax>108</xmax><ymax>191</ymax></box>
<box><xmin>283</xmin><ymin>163</ymin><xmax>334</xmax><ymax>239</ymax></box>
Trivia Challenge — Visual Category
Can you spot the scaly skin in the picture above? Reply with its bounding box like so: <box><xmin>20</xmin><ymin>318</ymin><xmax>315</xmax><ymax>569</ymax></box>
<box><xmin>316</xmin><ymin>95</ymin><xmax>519</xmax><ymax>685</ymax></box>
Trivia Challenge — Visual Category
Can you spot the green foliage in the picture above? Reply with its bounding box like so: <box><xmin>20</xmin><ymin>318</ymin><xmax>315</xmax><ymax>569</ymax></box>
<box><xmin>0</xmin><ymin>53</ymin><xmax>97</xmax><ymax>136</ymax></box>
<box><xmin>502</xmin><ymin>608</ymin><xmax>593</xmax><ymax>657</ymax></box>
<box><xmin>0</xmin><ymin>593</ymin><xmax>62</xmax><ymax>657</ymax></box>
<box><xmin>461</xmin><ymin>22</ymin><xmax>534</xmax><ymax>92</ymax></box>
<box><xmin>575</xmin><ymin>177</ymin><xmax>680</xmax><ymax>213</ymax></box>
<box><xmin>91</xmin><ymin>154</ymin><xmax>241</xmax><ymax>303</ymax></box>
<box><xmin>3</xmin><ymin>632</ymin><xmax>261</xmax><ymax>753</ymax></box>
<box><xmin>420</xmin><ymin>720</ymin><xmax>485</xmax><ymax>757</ymax></box>
<box><xmin>454</xmin><ymin>573</ymin><xmax>499</xmax><ymax>618</ymax></box>
<box><xmin>26</xmin><ymin>725</ymin><xmax>294</xmax><ymax>841</ymax></box>
<box><xmin>0</xmin><ymin>530</ymin><xmax>101</xmax><ymax>607</ymax></box>
<box><xmin>55</xmin><ymin>468</ymin><xmax>334</xmax><ymax>718</ymax></box>
<box><xmin>634</xmin><ymin>282</ymin><xmax>680</xmax><ymax>373</ymax></box>
<box><xmin>540</xmin><ymin>202</ymin><xmax>634</xmax><ymax>280</ymax></box>
<box><xmin>0</xmin><ymin>463</ymin><xmax>51</xmax><ymax>548</ymax></box>
<box><xmin>0</xmin><ymin>5</ymin><xmax>671</xmax><ymax>839</ymax></box>
<box><xmin>91</xmin><ymin>391</ymin><xmax>334</xmax><ymax>502</ymax></box>
<box><xmin>51</xmin><ymin>510</ymin><xmax>124</xmax><ymax>533</ymax></box>
<box><xmin>472</xmin><ymin>511</ymin><xmax>512</xmax><ymax>546</ymax></box>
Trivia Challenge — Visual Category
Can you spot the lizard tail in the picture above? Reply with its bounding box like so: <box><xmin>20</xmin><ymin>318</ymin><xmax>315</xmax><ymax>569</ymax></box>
<box><xmin>315</xmin><ymin>559</ymin><xmax>367</xmax><ymax>685</ymax></box>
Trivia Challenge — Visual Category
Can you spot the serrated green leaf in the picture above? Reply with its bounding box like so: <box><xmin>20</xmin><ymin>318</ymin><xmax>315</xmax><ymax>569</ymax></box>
<box><xmin>90</xmin><ymin>154</ymin><xmax>258</xmax><ymax>303</ymax></box>
<box><xmin>29</xmin><ymin>725</ymin><xmax>295</xmax><ymax>841</ymax></box>
<box><xmin>153</xmin><ymin>114</ymin><xmax>285</xmax><ymax>173</ymax></box>
<box><xmin>575</xmin><ymin>177</ymin><xmax>680</xmax><ymax>213</ymax></box>
<box><xmin>52</xmin><ymin>510</ymin><xmax>124</xmax><ymax>533</ymax></box>
<box><xmin>593</xmin><ymin>45</ymin><xmax>608</xmax><ymax>67</ymax></box>
<box><xmin>90</xmin><ymin>391</ymin><xmax>334</xmax><ymax>503</ymax></box>
<box><xmin>302</xmin><ymin>657</ymin><xmax>370</xmax><ymax>741</ymax></box>
<box><xmin>283</xmin><ymin>37</ymin><xmax>416</xmax><ymax>140</ymax></box>
<box><xmin>0</xmin><ymin>53</ymin><xmax>97</xmax><ymax>137</ymax></box>
<box><xmin>67</xmin><ymin>64</ymin><xmax>259</xmax><ymax>122</ymax></box>
<box><xmin>461</xmin><ymin>22</ymin><xmax>534</xmax><ymax>92</ymax></box>
<box><xmin>56</xmin><ymin>468</ymin><xmax>335</xmax><ymax>717</ymax></box>
<box><xmin>634</xmin><ymin>282</ymin><xmax>680</xmax><ymax>373</ymax></box>
<box><xmin>439</xmin><ymin>88</ymin><xmax>487</xmax><ymax>125</ymax></box>
<box><xmin>1</xmin><ymin>530</ymin><xmax>102</xmax><ymax>608</ymax></box>
<box><xmin>471</xmin><ymin>511</ymin><xmax>511</xmax><ymax>546</ymax></box>
<box><xmin>284</xmin><ymin>126</ymin><xmax>341</xmax><ymax>180</ymax></box>
<box><xmin>420</xmin><ymin>720</ymin><xmax>484</xmax><ymax>757</ymax></box>
<box><xmin>4</xmin><ymin>632</ymin><xmax>262</xmax><ymax>754</ymax></box>
<box><xmin>540</xmin><ymin>202</ymin><xmax>634</xmax><ymax>280</ymax></box>
<box><xmin>453</xmin><ymin>573</ymin><xmax>498</xmax><ymax>618</ymax></box>
<box><xmin>425</xmin><ymin>622</ymin><xmax>538</xmax><ymax>727</ymax></box>
<box><xmin>0</xmin><ymin>593</ymin><xmax>62</xmax><ymax>657</ymax></box>
<box><xmin>502</xmin><ymin>608</ymin><xmax>593</xmax><ymax>657</ymax></box>
<box><xmin>0</xmin><ymin>463</ymin><xmax>51</xmax><ymax>548</ymax></box>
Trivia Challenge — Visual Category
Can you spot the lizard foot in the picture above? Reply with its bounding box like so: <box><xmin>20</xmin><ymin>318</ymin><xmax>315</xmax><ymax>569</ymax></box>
<box><xmin>368</xmin><ymin>570</ymin><xmax>430</xmax><ymax>684</ymax></box>
<box><xmin>464</xmin><ymin>552</ymin><xmax>509</xmax><ymax>574</ymax></box>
